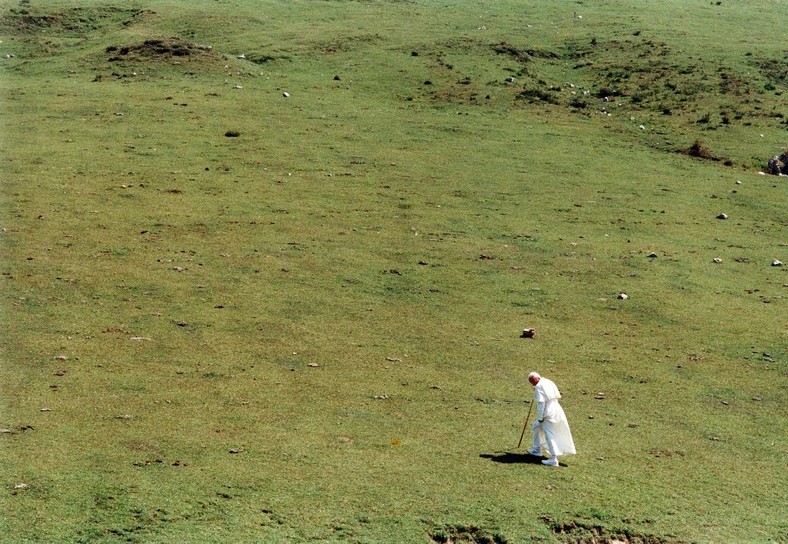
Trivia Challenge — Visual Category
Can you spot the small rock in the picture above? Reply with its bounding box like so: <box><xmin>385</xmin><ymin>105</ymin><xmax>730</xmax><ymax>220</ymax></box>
<box><xmin>617</xmin><ymin>293</ymin><xmax>628</xmax><ymax>300</ymax></box>
<box><xmin>54</xmin><ymin>355</ymin><xmax>68</xmax><ymax>361</ymax></box>
<box><xmin>236</xmin><ymin>54</ymin><xmax>246</xmax><ymax>59</ymax></box>
<box><xmin>386</xmin><ymin>356</ymin><xmax>402</xmax><ymax>362</ymax></box>
<box><xmin>307</xmin><ymin>362</ymin><xmax>319</xmax><ymax>367</ymax></box>
<box><xmin>229</xmin><ymin>448</ymin><xmax>244</xmax><ymax>454</ymax></box>
<box><xmin>647</xmin><ymin>252</ymin><xmax>658</xmax><ymax>258</ymax></box>
<box><xmin>713</xmin><ymin>257</ymin><xmax>723</xmax><ymax>263</ymax></box>
<box><xmin>282</xmin><ymin>92</ymin><xmax>290</xmax><ymax>98</ymax></box>
<box><xmin>717</xmin><ymin>213</ymin><xmax>728</xmax><ymax>220</ymax></box>
<box><xmin>14</xmin><ymin>483</ymin><xmax>29</xmax><ymax>490</ymax></box>
<box><xmin>0</xmin><ymin>429</ymin><xmax>12</xmax><ymax>433</ymax></box>
<box><xmin>752</xmin><ymin>397</ymin><xmax>762</xmax><ymax>401</ymax></box>
<box><xmin>520</xmin><ymin>328</ymin><xmax>535</xmax><ymax>338</ymax></box>
<box><xmin>40</xmin><ymin>407</ymin><xmax>51</xmax><ymax>412</ymax></box>
<box><xmin>771</xmin><ymin>259</ymin><xmax>783</xmax><ymax>267</ymax></box>
<box><xmin>374</xmin><ymin>395</ymin><xmax>389</xmax><ymax>400</ymax></box>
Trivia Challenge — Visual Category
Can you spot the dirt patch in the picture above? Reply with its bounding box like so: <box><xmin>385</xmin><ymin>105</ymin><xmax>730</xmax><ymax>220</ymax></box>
<box><xmin>429</xmin><ymin>524</ymin><xmax>508</xmax><ymax>544</ymax></box>
<box><xmin>542</xmin><ymin>516</ymin><xmax>671</xmax><ymax>544</ymax></box>
<box><xmin>106</xmin><ymin>37</ymin><xmax>217</xmax><ymax>63</ymax></box>
<box><xmin>678</xmin><ymin>140</ymin><xmax>729</xmax><ymax>164</ymax></box>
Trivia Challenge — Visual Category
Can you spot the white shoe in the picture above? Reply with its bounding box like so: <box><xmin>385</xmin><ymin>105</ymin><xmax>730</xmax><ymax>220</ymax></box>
<box><xmin>541</xmin><ymin>457</ymin><xmax>559</xmax><ymax>466</ymax></box>
<box><xmin>527</xmin><ymin>449</ymin><xmax>543</xmax><ymax>456</ymax></box>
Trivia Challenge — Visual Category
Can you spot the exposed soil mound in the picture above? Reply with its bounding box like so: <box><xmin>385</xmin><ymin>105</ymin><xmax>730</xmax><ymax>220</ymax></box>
<box><xmin>543</xmin><ymin>517</ymin><xmax>671</xmax><ymax>544</ymax></box>
<box><xmin>0</xmin><ymin>6</ymin><xmax>152</xmax><ymax>37</ymax></box>
<box><xmin>106</xmin><ymin>37</ymin><xmax>216</xmax><ymax>63</ymax></box>
<box><xmin>678</xmin><ymin>140</ymin><xmax>731</xmax><ymax>165</ymax></box>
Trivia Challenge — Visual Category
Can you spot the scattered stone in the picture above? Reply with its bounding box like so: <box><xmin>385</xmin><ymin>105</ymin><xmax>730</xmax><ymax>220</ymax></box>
<box><xmin>224</xmin><ymin>130</ymin><xmax>240</xmax><ymax>137</ymax></box>
<box><xmin>520</xmin><ymin>328</ymin><xmax>535</xmax><ymax>338</ymax></box>
<box><xmin>617</xmin><ymin>293</ymin><xmax>628</xmax><ymax>300</ymax></box>
<box><xmin>54</xmin><ymin>355</ymin><xmax>68</xmax><ymax>361</ymax></box>
<box><xmin>386</xmin><ymin>356</ymin><xmax>402</xmax><ymax>362</ymax></box>
<box><xmin>115</xmin><ymin>414</ymin><xmax>133</xmax><ymax>420</ymax></box>
<box><xmin>307</xmin><ymin>362</ymin><xmax>319</xmax><ymax>367</ymax></box>
<box><xmin>175</xmin><ymin>321</ymin><xmax>189</xmax><ymax>327</ymax></box>
<box><xmin>594</xmin><ymin>392</ymin><xmax>606</xmax><ymax>400</ymax></box>
<box><xmin>771</xmin><ymin>259</ymin><xmax>783</xmax><ymax>267</ymax></box>
<box><xmin>14</xmin><ymin>483</ymin><xmax>29</xmax><ymax>490</ymax></box>
<box><xmin>0</xmin><ymin>429</ymin><xmax>12</xmax><ymax>434</ymax></box>
<box><xmin>505</xmin><ymin>76</ymin><xmax>516</xmax><ymax>83</ymax></box>
<box><xmin>236</xmin><ymin>54</ymin><xmax>246</xmax><ymax>59</ymax></box>
<box><xmin>40</xmin><ymin>408</ymin><xmax>51</xmax><ymax>412</ymax></box>
<box><xmin>647</xmin><ymin>252</ymin><xmax>658</xmax><ymax>258</ymax></box>
<box><xmin>710</xmin><ymin>436</ymin><xmax>721</xmax><ymax>441</ymax></box>
<box><xmin>717</xmin><ymin>213</ymin><xmax>728</xmax><ymax>220</ymax></box>
<box><xmin>721</xmin><ymin>400</ymin><xmax>729</xmax><ymax>405</ymax></box>
<box><xmin>374</xmin><ymin>395</ymin><xmax>389</xmax><ymax>400</ymax></box>
<box><xmin>130</xmin><ymin>336</ymin><xmax>152</xmax><ymax>341</ymax></box>
<box><xmin>713</xmin><ymin>257</ymin><xmax>723</xmax><ymax>263</ymax></box>
<box><xmin>229</xmin><ymin>447</ymin><xmax>244</xmax><ymax>454</ymax></box>
<box><xmin>282</xmin><ymin>92</ymin><xmax>290</xmax><ymax>98</ymax></box>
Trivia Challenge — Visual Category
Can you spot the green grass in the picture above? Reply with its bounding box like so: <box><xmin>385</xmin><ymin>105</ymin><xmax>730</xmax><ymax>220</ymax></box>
<box><xmin>1</xmin><ymin>0</ymin><xmax>786</xmax><ymax>542</ymax></box>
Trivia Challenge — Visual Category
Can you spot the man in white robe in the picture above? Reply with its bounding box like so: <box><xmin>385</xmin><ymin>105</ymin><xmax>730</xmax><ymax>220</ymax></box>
<box><xmin>527</xmin><ymin>372</ymin><xmax>576</xmax><ymax>466</ymax></box>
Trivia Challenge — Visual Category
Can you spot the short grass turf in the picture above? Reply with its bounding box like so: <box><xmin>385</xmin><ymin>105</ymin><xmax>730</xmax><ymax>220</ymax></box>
<box><xmin>0</xmin><ymin>0</ymin><xmax>786</xmax><ymax>542</ymax></box>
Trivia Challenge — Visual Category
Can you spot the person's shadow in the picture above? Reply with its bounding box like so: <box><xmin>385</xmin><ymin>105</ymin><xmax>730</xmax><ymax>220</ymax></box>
<box><xmin>479</xmin><ymin>451</ymin><xmax>552</xmax><ymax>464</ymax></box>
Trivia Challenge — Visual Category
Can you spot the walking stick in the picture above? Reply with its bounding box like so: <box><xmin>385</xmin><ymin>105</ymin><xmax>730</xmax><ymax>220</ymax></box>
<box><xmin>516</xmin><ymin>400</ymin><xmax>534</xmax><ymax>449</ymax></box>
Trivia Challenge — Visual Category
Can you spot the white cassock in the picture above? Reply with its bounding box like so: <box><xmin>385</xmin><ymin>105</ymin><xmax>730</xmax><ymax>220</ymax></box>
<box><xmin>532</xmin><ymin>377</ymin><xmax>576</xmax><ymax>456</ymax></box>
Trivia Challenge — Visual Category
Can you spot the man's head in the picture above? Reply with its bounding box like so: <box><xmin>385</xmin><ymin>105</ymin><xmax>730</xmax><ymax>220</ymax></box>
<box><xmin>528</xmin><ymin>372</ymin><xmax>541</xmax><ymax>386</ymax></box>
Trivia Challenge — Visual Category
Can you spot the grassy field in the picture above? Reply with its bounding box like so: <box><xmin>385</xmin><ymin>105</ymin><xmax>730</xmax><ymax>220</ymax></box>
<box><xmin>1</xmin><ymin>0</ymin><xmax>786</xmax><ymax>542</ymax></box>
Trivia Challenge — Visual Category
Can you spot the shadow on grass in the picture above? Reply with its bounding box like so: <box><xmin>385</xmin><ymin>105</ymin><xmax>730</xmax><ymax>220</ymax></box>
<box><xmin>479</xmin><ymin>452</ymin><xmax>548</xmax><ymax>464</ymax></box>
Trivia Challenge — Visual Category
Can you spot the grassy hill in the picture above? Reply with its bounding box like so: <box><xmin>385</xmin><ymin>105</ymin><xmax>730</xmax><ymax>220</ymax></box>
<box><xmin>1</xmin><ymin>1</ymin><xmax>785</xmax><ymax>542</ymax></box>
